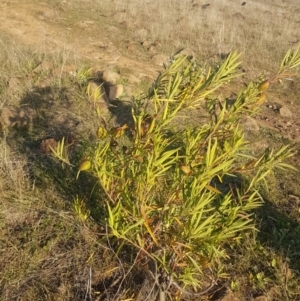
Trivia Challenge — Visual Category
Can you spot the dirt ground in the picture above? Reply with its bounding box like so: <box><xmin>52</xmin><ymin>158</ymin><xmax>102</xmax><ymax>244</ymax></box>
<box><xmin>1</xmin><ymin>0</ymin><xmax>299</xmax><ymax>146</ymax></box>
<box><xmin>0</xmin><ymin>1</ymin><xmax>160</xmax><ymax>78</ymax></box>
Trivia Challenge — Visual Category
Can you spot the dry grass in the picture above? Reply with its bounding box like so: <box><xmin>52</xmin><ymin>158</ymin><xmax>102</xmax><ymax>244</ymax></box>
<box><xmin>0</xmin><ymin>31</ymin><xmax>151</xmax><ymax>301</ymax></box>
<box><xmin>0</xmin><ymin>32</ymin><xmax>107</xmax><ymax>301</ymax></box>
<box><xmin>1</xmin><ymin>0</ymin><xmax>300</xmax><ymax>300</ymax></box>
<box><xmin>79</xmin><ymin>0</ymin><xmax>300</xmax><ymax>71</ymax></box>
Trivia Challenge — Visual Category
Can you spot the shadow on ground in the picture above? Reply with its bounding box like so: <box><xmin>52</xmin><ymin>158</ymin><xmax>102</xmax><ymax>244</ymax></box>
<box><xmin>3</xmin><ymin>83</ymin><xmax>300</xmax><ymax>301</ymax></box>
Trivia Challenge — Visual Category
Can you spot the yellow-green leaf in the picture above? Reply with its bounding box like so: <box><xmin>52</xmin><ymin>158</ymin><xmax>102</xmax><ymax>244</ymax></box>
<box><xmin>205</xmin><ymin>184</ymin><xmax>222</xmax><ymax>194</ymax></box>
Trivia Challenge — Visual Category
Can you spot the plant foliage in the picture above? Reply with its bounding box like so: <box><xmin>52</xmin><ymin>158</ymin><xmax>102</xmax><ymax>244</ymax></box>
<box><xmin>53</xmin><ymin>46</ymin><xmax>300</xmax><ymax>299</ymax></box>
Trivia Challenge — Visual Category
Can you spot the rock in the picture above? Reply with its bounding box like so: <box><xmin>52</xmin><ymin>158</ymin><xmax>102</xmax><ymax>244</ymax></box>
<box><xmin>107</xmin><ymin>84</ymin><xmax>124</xmax><ymax>100</ymax></box>
<box><xmin>107</xmin><ymin>25</ymin><xmax>119</xmax><ymax>33</ymax></box>
<box><xmin>87</xmin><ymin>82</ymin><xmax>110</xmax><ymax>115</ymax></box>
<box><xmin>279</xmin><ymin>106</ymin><xmax>293</xmax><ymax>118</ymax></box>
<box><xmin>127</xmin><ymin>74</ymin><xmax>141</xmax><ymax>84</ymax></box>
<box><xmin>74</xmin><ymin>20</ymin><xmax>95</xmax><ymax>29</ymax></box>
<box><xmin>35</xmin><ymin>7</ymin><xmax>58</xmax><ymax>22</ymax></box>
<box><xmin>95</xmin><ymin>101</ymin><xmax>110</xmax><ymax>115</ymax></box>
<box><xmin>40</xmin><ymin>138</ymin><xmax>58</xmax><ymax>154</ymax></box>
<box><xmin>135</xmin><ymin>28</ymin><xmax>148</xmax><ymax>39</ymax></box>
<box><xmin>142</xmin><ymin>40</ymin><xmax>151</xmax><ymax>48</ymax></box>
<box><xmin>75</xmin><ymin>21</ymin><xmax>88</xmax><ymax>29</ymax></box>
<box><xmin>124</xmin><ymin>84</ymin><xmax>144</xmax><ymax>98</ymax></box>
<box><xmin>7</xmin><ymin>77</ymin><xmax>22</xmax><ymax>90</ymax></box>
<box><xmin>152</xmin><ymin>54</ymin><xmax>170</xmax><ymax>66</ymax></box>
<box><xmin>250</xmin><ymin>140</ymin><xmax>269</xmax><ymax>153</ymax></box>
<box><xmin>114</xmin><ymin>12</ymin><xmax>128</xmax><ymax>23</ymax></box>
<box><xmin>240</xmin><ymin>116</ymin><xmax>260</xmax><ymax>133</ymax></box>
<box><xmin>101</xmin><ymin>70</ymin><xmax>120</xmax><ymax>84</ymax></box>
<box><xmin>172</xmin><ymin>39</ymin><xmax>182</xmax><ymax>48</ymax></box>
<box><xmin>147</xmin><ymin>45</ymin><xmax>157</xmax><ymax>54</ymax></box>
<box><xmin>233</xmin><ymin>12</ymin><xmax>246</xmax><ymax>20</ymax></box>
<box><xmin>106</xmin><ymin>41</ymin><xmax>117</xmax><ymax>53</ymax></box>
<box><xmin>88</xmin><ymin>82</ymin><xmax>109</xmax><ymax>102</ymax></box>
<box><xmin>127</xmin><ymin>42</ymin><xmax>138</xmax><ymax>51</ymax></box>
<box><xmin>121</xmin><ymin>20</ymin><xmax>135</xmax><ymax>29</ymax></box>
<box><xmin>40</xmin><ymin>135</ymin><xmax>76</xmax><ymax>154</ymax></box>
<box><xmin>175</xmin><ymin>47</ymin><xmax>195</xmax><ymax>58</ymax></box>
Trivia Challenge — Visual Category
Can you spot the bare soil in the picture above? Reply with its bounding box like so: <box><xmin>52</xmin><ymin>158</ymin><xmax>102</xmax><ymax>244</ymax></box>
<box><xmin>1</xmin><ymin>0</ymin><xmax>299</xmax><ymax>145</ymax></box>
<box><xmin>0</xmin><ymin>1</ymin><xmax>159</xmax><ymax>77</ymax></box>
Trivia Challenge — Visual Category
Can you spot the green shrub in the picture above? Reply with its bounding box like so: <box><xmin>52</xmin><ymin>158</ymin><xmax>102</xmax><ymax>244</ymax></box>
<box><xmin>54</xmin><ymin>46</ymin><xmax>300</xmax><ymax>299</ymax></box>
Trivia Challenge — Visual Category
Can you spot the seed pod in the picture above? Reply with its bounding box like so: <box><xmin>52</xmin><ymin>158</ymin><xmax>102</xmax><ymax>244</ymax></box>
<box><xmin>96</xmin><ymin>126</ymin><xmax>108</xmax><ymax>139</ymax></box>
<box><xmin>180</xmin><ymin>165</ymin><xmax>191</xmax><ymax>175</ymax></box>
<box><xmin>257</xmin><ymin>93</ymin><xmax>267</xmax><ymax>105</ymax></box>
<box><xmin>79</xmin><ymin>159</ymin><xmax>91</xmax><ymax>171</ymax></box>
<box><xmin>76</xmin><ymin>159</ymin><xmax>91</xmax><ymax>179</ymax></box>
<box><xmin>258</xmin><ymin>80</ymin><xmax>270</xmax><ymax>92</ymax></box>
